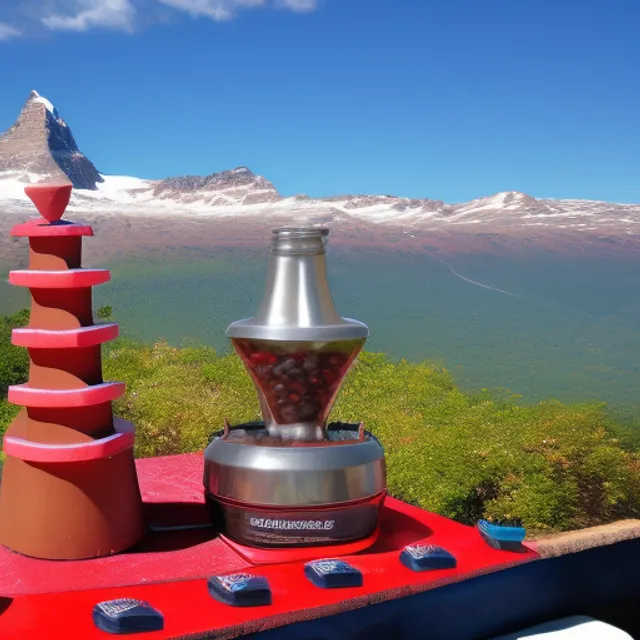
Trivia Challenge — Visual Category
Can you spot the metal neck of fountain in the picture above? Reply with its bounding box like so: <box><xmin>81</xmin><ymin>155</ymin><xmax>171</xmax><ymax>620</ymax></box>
<box><xmin>226</xmin><ymin>228</ymin><xmax>368</xmax><ymax>343</ymax></box>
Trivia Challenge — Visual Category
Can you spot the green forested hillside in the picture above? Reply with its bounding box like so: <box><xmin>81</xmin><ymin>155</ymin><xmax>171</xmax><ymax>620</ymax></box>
<box><xmin>1</xmin><ymin>310</ymin><xmax>639</xmax><ymax>533</ymax></box>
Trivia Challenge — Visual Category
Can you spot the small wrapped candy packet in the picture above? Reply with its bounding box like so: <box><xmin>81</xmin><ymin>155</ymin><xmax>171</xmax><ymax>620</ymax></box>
<box><xmin>92</xmin><ymin>598</ymin><xmax>164</xmax><ymax>634</ymax></box>
<box><xmin>399</xmin><ymin>544</ymin><xmax>457</xmax><ymax>572</ymax></box>
<box><xmin>477</xmin><ymin>520</ymin><xmax>526</xmax><ymax>551</ymax></box>
<box><xmin>208</xmin><ymin>573</ymin><xmax>272</xmax><ymax>607</ymax></box>
<box><xmin>304</xmin><ymin>559</ymin><xmax>363</xmax><ymax>589</ymax></box>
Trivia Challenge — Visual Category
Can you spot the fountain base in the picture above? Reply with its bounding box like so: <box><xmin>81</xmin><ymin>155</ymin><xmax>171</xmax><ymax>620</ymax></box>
<box><xmin>203</xmin><ymin>422</ymin><xmax>387</xmax><ymax>548</ymax></box>
<box><xmin>217</xmin><ymin>522</ymin><xmax>381</xmax><ymax>564</ymax></box>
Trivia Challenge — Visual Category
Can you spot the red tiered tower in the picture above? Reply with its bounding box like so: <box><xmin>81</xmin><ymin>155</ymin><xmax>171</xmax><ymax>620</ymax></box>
<box><xmin>0</xmin><ymin>182</ymin><xmax>145</xmax><ymax>560</ymax></box>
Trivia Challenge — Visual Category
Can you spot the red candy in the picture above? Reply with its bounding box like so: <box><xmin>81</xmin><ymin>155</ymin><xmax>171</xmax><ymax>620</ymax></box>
<box><xmin>321</xmin><ymin>369</ymin><xmax>337</xmax><ymax>385</ymax></box>
<box><xmin>250</xmin><ymin>352</ymin><xmax>277</xmax><ymax>366</ymax></box>
<box><xmin>232</xmin><ymin>339</ymin><xmax>364</xmax><ymax>426</ymax></box>
<box><xmin>288</xmin><ymin>381</ymin><xmax>305</xmax><ymax>394</ymax></box>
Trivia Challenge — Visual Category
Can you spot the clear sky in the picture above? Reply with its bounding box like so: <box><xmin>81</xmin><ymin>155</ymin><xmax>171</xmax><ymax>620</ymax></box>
<box><xmin>0</xmin><ymin>0</ymin><xmax>638</xmax><ymax>203</ymax></box>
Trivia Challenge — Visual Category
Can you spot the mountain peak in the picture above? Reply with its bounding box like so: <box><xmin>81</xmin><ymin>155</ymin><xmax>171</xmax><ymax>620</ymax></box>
<box><xmin>29</xmin><ymin>90</ymin><xmax>57</xmax><ymax>116</ymax></box>
<box><xmin>152</xmin><ymin>165</ymin><xmax>281</xmax><ymax>206</ymax></box>
<box><xmin>0</xmin><ymin>90</ymin><xmax>103</xmax><ymax>190</ymax></box>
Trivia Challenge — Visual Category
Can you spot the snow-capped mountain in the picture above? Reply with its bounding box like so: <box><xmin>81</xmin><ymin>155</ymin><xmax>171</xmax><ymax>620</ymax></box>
<box><xmin>0</xmin><ymin>91</ymin><xmax>102</xmax><ymax>190</ymax></box>
<box><xmin>1</xmin><ymin>91</ymin><xmax>639</xmax><ymax>237</ymax></box>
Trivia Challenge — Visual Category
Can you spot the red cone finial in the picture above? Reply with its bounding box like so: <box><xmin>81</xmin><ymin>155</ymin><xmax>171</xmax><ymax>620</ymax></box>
<box><xmin>24</xmin><ymin>182</ymin><xmax>73</xmax><ymax>223</ymax></box>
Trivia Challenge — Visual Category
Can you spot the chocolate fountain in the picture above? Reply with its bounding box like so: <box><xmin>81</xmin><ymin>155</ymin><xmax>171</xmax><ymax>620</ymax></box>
<box><xmin>0</xmin><ymin>183</ymin><xmax>145</xmax><ymax>560</ymax></box>
<box><xmin>204</xmin><ymin>228</ymin><xmax>386</xmax><ymax>548</ymax></box>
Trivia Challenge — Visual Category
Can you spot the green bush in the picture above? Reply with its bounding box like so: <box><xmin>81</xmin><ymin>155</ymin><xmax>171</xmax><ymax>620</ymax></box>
<box><xmin>103</xmin><ymin>339</ymin><xmax>260</xmax><ymax>457</ymax></box>
<box><xmin>0</xmin><ymin>309</ymin><xmax>29</xmax><ymax>396</ymax></box>
<box><xmin>0</xmin><ymin>309</ymin><xmax>29</xmax><ymax>441</ymax></box>
<box><xmin>2</xmin><ymin>310</ymin><xmax>640</xmax><ymax>533</ymax></box>
<box><xmin>332</xmin><ymin>353</ymin><xmax>640</xmax><ymax>531</ymax></box>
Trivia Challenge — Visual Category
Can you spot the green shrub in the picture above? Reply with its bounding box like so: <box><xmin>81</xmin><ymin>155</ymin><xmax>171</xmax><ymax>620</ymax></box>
<box><xmin>104</xmin><ymin>339</ymin><xmax>260</xmax><ymax>457</ymax></box>
<box><xmin>0</xmin><ymin>309</ymin><xmax>29</xmax><ymax>397</ymax></box>
<box><xmin>332</xmin><ymin>353</ymin><xmax>640</xmax><ymax>531</ymax></box>
<box><xmin>0</xmin><ymin>309</ymin><xmax>29</xmax><ymax>440</ymax></box>
<box><xmin>0</xmin><ymin>400</ymin><xmax>20</xmax><ymax>440</ymax></box>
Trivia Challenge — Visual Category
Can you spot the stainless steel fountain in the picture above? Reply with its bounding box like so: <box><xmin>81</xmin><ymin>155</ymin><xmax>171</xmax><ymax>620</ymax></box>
<box><xmin>204</xmin><ymin>228</ymin><xmax>386</xmax><ymax>548</ymax></box>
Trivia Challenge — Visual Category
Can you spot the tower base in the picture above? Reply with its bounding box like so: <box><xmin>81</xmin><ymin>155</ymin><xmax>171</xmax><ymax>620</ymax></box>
<box><xmin>0</xmin><ymin>450</ymin><xmax>145</xmax><ymax>560</ymax></box>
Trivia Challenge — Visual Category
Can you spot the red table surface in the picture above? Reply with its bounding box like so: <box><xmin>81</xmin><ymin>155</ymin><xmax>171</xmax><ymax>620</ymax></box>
<box><xmin>0</xmin><ymin>453</ymin><xmax>538</xmax><ymax>639</ymax></box>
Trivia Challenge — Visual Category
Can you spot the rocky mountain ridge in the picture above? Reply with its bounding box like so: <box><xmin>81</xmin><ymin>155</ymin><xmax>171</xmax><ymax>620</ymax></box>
<box><xmin>1</xmin><ymin>91</ymin><xmax>639</xmax><ymax>237</ymax></box>
<box><xmin>151</xmin><ymin>167</ymin><xmax>280</xmax><ymax>205</ymax></box>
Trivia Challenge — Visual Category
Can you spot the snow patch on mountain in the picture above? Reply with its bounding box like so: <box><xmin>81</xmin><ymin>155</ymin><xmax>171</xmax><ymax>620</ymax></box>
<box><xmin>30</xmin><ymin>91</ymin><xmax>56</xmax><ymax>115</ymax></box>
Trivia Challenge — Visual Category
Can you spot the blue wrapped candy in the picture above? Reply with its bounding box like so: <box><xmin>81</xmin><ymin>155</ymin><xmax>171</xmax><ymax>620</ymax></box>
<box><xmin>207</xmin><ymin>573</ymin><xmax>272</xmax><ymax>607</ymax></box>
<box><xmin>92</xmin><ymin>598</ymin><xmax>164</xmax><ymax>634</ymax></box>
<box><xmin>477</xmin><ymin>519</ymin><xmax>526</xmax><ymax>551</ymax></box>
<box><xmin>304</xmin><ymin>559</ymin><xmax>363</xmax><ymax>589</ymax></box>
<box><xmin>399</xmin><ymin>544</ymin><xmax>457</xmax><ymax>572</ymax></box>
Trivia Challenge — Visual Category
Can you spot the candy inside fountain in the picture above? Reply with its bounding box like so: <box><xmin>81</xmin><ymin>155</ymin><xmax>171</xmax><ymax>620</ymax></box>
<box><xmin>232</xmin><ymin>337</ymin><xmax>365</xmax><ymax>441</ymax></box>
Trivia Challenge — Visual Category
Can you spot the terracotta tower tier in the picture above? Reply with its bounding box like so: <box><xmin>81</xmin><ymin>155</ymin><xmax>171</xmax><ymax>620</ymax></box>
<box><xmin>0</xmin><ymin>183</ymin><xmax>145</xmax><ymax>560</ymax></box>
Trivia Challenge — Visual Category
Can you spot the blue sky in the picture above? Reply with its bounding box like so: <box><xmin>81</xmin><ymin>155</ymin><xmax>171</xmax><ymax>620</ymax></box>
<box><xmin>0</xmin><ymin>0</ymin><xmax>638</xmax><ymax>203</ymax></box>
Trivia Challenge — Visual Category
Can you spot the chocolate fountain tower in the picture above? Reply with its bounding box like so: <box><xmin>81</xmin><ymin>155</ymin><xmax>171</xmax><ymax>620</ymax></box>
<box><xmin>0</xmin><ymin>183</ymin><xmax>145</xmax><ymax>560</ymax></box>
<box><xmin>205</xmin><ymin>228</ymin><xmax>386</xmax><ymax>549</ymax></box>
